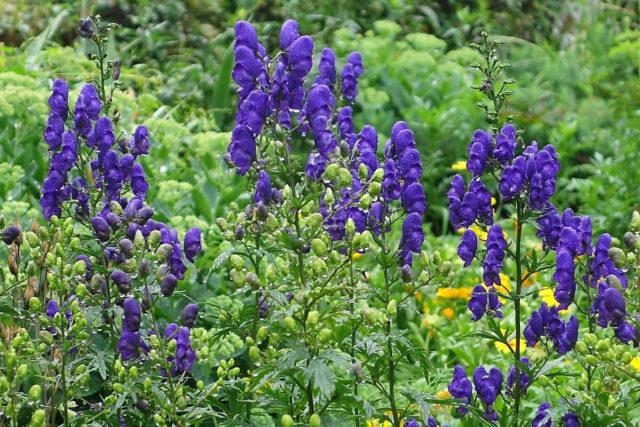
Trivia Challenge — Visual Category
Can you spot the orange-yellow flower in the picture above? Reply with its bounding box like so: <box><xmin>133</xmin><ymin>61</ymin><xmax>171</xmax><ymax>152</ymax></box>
<box><xmin>451</xmin><ymin>160</ymin><xmax>467</xmax><ymax>171</ymax></box>
<box><xmin>442</xmin><ymin>307</ymin><xmax>455</xmax><ymax>320</ymax></box>
<box><xmin>436</xmin><ymin>287</ymin><xmax>473</xmax><ymax>300</ymax></box>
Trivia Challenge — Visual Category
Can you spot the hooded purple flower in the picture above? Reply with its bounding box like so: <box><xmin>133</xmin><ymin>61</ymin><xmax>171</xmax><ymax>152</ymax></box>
<box><xmin>467</xmin><ymin>130</ymin><xmax>492</xmax><ymax>176</ymax></box>
<box><xmin>305</xmin><ymin>152</ymin><xmax>327</xmax><ymax>180</ymax></box>
<box><xmin>499</xmin><ymin>155</ymin><xmax>526</xmax><ymax>200</ymax></box>
<box><xmin>117</xmin><ymin>298</ymin><xmax>146</xmax><ymax>361</ymax></box>
<box><xmin>469</xmin><ymin>179</ymin><xmax>493</xmax><ymax>225</ymax></box>
<box><xmin>74</xmin><ymin>84</ymin><xmax>102</xmax><ymax>137</ymax></box>
<box><xmin>400</xmin><ymin>182</ymin><xmax>426</xmax><ymax>216</ymax></box>
<box><xmin>468</xmin><ymin>285</ymin><xmax>503</xmax><ymax>321</ymax></box>
<box><xmin>111</xmin><ymin>269</ymin><xmax>132</xmax><ymax>293</ymax></box>
<box><xmin>493</xmin><ymin>123</ymin><xmax>516</xmax><ymax>164</ymax></box>
<box><xmin>368</xmin><ymin>202</ymin><xmax>385</xmax><ymax>236</ymax></box>
<box><xmin>236</xmin><ymin>89</ymin><xmax>269</xmax><ymax>135</ymax></box>
<box><xmin>473</xmin><ymin>366</ymin><xmax>502</xmax><ymax>421</ymax></box>
<box><xmin>447</xmin><ymin>174</ymin><xmax>465</xmax><ymax>229</ymax></box>
<box><xmin>172</xmin><ymin>327</ymin><xmax>196</xmax><ymax>375</ymax></box>
<box><xmin>306</xmin><ymin>84</ymin><xmax>336</xmax><ymax>156</ymax></box>
<box><xmin>232</xmin><ymin>21</ymin><xmax>267</xmax><ymax>102</ymax></box>
<box><xmin>48</xmin><ymin>78</ymin><xmax>69</xmax><ymax>118</ymax></box>
<box><xmin>532</xmin><ymin>402</ymin><xmax>553</xmax><ymax>427</ymax></box>
<box><xmin>253</xmin><ymin>170</ymin><xmax>272</xmax><ymax>204</ymax></box>
<box><xmin>537</xmin><ymin>206</ymin><xmax>563</xmax><ymax>250</ymax></box>
<box><xmin>91</xmin><ymin>216</ymin><xmax>111</xmax><ymax>241</ymax></box>
<box><xmin>184</xmin><ymin>227</ymin><xmax>202</xmax><ymax>262</ymax></box>
<box><xmin>44</xmin><ymin>113</ymin><xmax>65</xmax><ymax>150</ymax></box>
<box><xmin>46</xmin><ymin>300</ymin><xmax>59</xmax><ymax>318</ymax></box>
<box><xmin>337</xmin><ymin>106</ymin><xmax>356</xmax><ymax>148</ymax></box>
<box><xmin>589</xmin><ymin>233</ymin><xmax>627</xmax><ymax>288</ymax></box>
<box><xmin>561</xmin><ymin>413</ymin><xmax>581</xmax><ymax>427</ymax></box>
<box><xmin>399</xmin><ymin>212</ymin><xmax>424</xmax><ymax>265</ymax></box>
<box><xmin>180</xmin><ymin>303</ymin><xmax>199</xmax><ymax>328</ymax></box>
<box><xmin>506</xmin><ymin>357</ymin><xmax>530</xmax><ymax>397</ymax></box>
<box><xmin>448</xmin><ymin>365</ymin><xmax>472</xmax><ymax>416</ymax></box>
<box><xmin>595</xmin><ymin>284</ymin><xmax>636</xmax><ymax>343</ymax></box>
<box><xmin>524</xmin><ymin>303</ymin><xmax>578</xmax><ymax>354</ymax></box>
<box><xmin>382</xmin><ymin>159</ymin><xmax>401</xmax><ymax>201</ymax></box>
<box><xmin>458</xmin><ymin>230</ymin><xmax>477</xmax><ymax>267</ymax></box>
<box><xmin>130</xmin><ymin>163</ymin><xmax>148</xmax><ymax>198</ymax></box>
<box><xmin>483</xmin><ymin>225</ymin><xmax>507</xmax><ymax>287</ymax></box>
<box><xmin>131</xmin><ymin>125</ymin><xmax>150</xmax><ymax>156</ymax></box>
<box><xmin>228</xmin><ymin>125</ymin><xmax>256</xmax><ymax>175</ymax></box>
<box><xmin>553</xmin><ymin>247</ymin><xmax>576</xmax><ymax>307</ymax></box>
<box><xmin>341</xmin><ymin>52</ymin><xmax>363</xmax><ymax>103</ymax></box>
<box><xmin>315</xmin><ymin>48</ymin><xmax>336</xmax><ymax>87</ymax></box>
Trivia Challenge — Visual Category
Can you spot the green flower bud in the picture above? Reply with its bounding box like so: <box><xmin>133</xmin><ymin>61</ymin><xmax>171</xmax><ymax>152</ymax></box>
<box><xmin>176</xmin><ymin>397</ymin><xmax>187</xmax><ymax>409</ymax></box>
<box><xmin>284</xmin><ymin>316</ymin><xmax>296</xmax><ymax>331</ymax></box>
<box><xmin>359</xmin><ymin>194</ymin><xmax>372</xmax><ymax>209</ymax></box>
<box><xmin>112</xmin><ymin>383</ymin><xmax>124</xmax><ymax>394</ymax></box>
<box><xmin>109</xmin><ymin>201</ymin><xmax>123</xmax><ymax>215</ymax></box>
<box><xmin>16</xmin><ymin>363</ymin><xmax>28</xmax><ymax>378</ymax></box>
<box><xmin>28</xmin><ymin>384</ymin><xmax>42</xmax><ymax>401</ymax></box>
<box><xmin>75</xmin><ymin>364</ymin><xmax>87</xmax><ymax>375</ymax></box>
<box><xmin>306</xmin><ymin>311</ymin><xmax>320</xmax><ymax>328</ymax></box>
<box><xmin>338</xmin><ymin>167</ymin><xmax>352</xmax><ymax>188</ymax></box>
<box><xmin>608</xmin><ymin>247</ymin><xmax>626</xmax><ymax>268</ymax></box>
<box><xmin>25</xmin><ymin>231</ymin><xmax>39</xmax><ymax>248</ymax></box>
<box><xmin>229</xmin><ymin>367</ymin><xmax>240</xmax><ymax>377</ymax></box>
<box><xmin>266</xmin><ymin>213</ymin><xmax>279</xmax><ymax>232</ymax></box>
<box><xmin>622</xmin><ymin>352</ymin><xmax>633</xmax><ymax>364</ymax></box>
<box><xmin>319</xmin><ymin>328</ymin><xmax>332</xmax><ymax>343</ymax></box>
<box><xmin>631</xmin><ymin>211</ymin><xmax>640</xmax><ymax>232</ymax></box>
<box><xmin>584</xmin><ymin>333</ymin><xmax>597</xmax><ymax>346</ymax></box>
<box><xmin>281</xmin><ymin>414</ymin><xmax>294</xmax><ymax>427</ymax></box>
<box><xmin>312</xmin><ymin>258</ymin><xmax>326</xmax><ymax>274</ymax></box>
<box><xmin>73</xmin><ymin>260</ymin><xmax>86</xmax><ymax>276</ymax></box>
<box><xmin>324</xmin><ymin>163</ymin><xmax>339</xmax><ymax>180</ymax></box>
<box><xmin>70</xmin><ymin>300</ymin><xmax>80</xmax><ymax>315</ymax></box>
<box><xmin>30</xmin><ymin>409</ymin><xmax>46</xmax><ymax>426</ymax></box>
<box><xmin>575</xmin><ymin>341</ymin><xmax>587</xmax><ymax>353</ymax></box>
<box><xmin>440</xmin><ymin>261</ymin><xmax>452</xmax><ymax>274</ymax></box>
<box><xmin>308</xmin><ymin>213</ymin><xmax>323</xmax><ymax>229</ymax></box>
<box><xmin>197</xmin><ymin>380</ymin><xmax>205</xmax><ymax>391</ymax></box>
<box><xmin>230</xmin><ymin>254</ymin><xmax>244</xmax><ymax>270</ymax></box>
<box><xmin>217</xmin><ymin>366</ymin><xmax>225</xmax><ymax>378</ymax></box>
<box><xmin>311</xmin><ymin>239</ymin><xmax>327</xmax><ymax>256</ymax></box>
<box><xmin>153</xmin><ymin>414</ymin><xmax>164</xmax><ymax>425</ymax></box>
<box><xmin>230</xmin><ymin>269</ymin><xmax>245</xmax><ymax>287</ymax></box>
<box><xmin>591</xmin><ymin>379</ymin><xmax>602</xmax><ymax>391</ymax></box>
<box><xmin>129</xmin><ymin>366</ymin><xmax>139</xmax><ymax>378</ymax></box>
<box><xmin>28</xmin><ymin>297</ymin><xmax>42</xmax><ymax>312</ymax></box>
<box><xmin>257</xmin><ymin>326</ymin><xmax>268</xmax><ymax>340</ymax></box>
<box><xmin>595</xmin><ymin>339</ymin><xmax>608</xmax><ymax>352</ymax></box>
<box><xmin>537</xmin><ymin>375</ymin><xmax>549</xmax><ymax>386</ymax></box>
<box><xmin>309</xmin><ymin>413</ymin><xmax>322</xmax><ymax>427</ymax></box>
<box><xmin>0</xmin><ymin>376</ymin><xmax>9</xmax><ymax>394</ymax></box>
<box><xmin>248</xmin><ymin>345</ymin><xmax>260</xmax><ymax>361</ymax></box>
<box><xmin>144</xmin><ymin>377</ymin><xmax>152</xmax><ymax>391</ymax></box>
<box><xmin>246</xmin><ymin>272</ymin><xmax>260</xmax><ymax>289</ymax></box>
<box><xmin>387</xmin><ymin>300</ymin><xmax>397</xmax><ymax>317</ymax></box>
<box><xmin>75</xmin><ymin>283</ymin><xmax>88</xmax><ymax>298</ymax></box>
<box><xmin>168</xmin><ymin>339</ymin><xmax>177</xmax><ymax>352</ymax></box>
<box><xmin>585</xmin><ymin>355</ymin><xmax>599</xmax><ymax>365</ymax></box>
<box><xmin>156</xmin><ymin>243</ymin><xmax>174</xmax><ymax>260</ymax></box>
<box><xmin>324</xmin><ymin>188</ymin><xmax>335</xmax><ymax>205</ymax></box>
<box><xmin>40</xmin><ymin>331</ymin><xmax>53</xmax><ymax>345</ymax></box>
<box><xmin>345</xmin><ymin>218</ymin><xmax>356</xmax><ymax>236</ymax></box>
<box><xmin>368</xmin><ymin>181</ymin><xmax>381</xmax><ymax>197</ymax></box>
<box><xmin>372</xmin><ymin>168</ymin><xmax>384</xmax><ymax>182</ymax></box>
<box><xmin>148</xmin><ymin>230</ymin><xmax>161</xmax><ymax>248</ymax></box>
<box><xmin>358</xmin><ymin>163</ymin><xmax>368</xmax><ymax>181</ymax></box>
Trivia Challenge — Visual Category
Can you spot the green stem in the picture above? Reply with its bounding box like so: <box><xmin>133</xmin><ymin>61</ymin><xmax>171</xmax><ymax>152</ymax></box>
<box><xmin>60</xmin><ymin>320</ymin><xmax>70</xmax><ymax>427</ymax></box>
<box><xmin>348</xmin><ymin>242</ymin><xmax>360</xmax><ymax>427</ymax></box>
<box><xmin>513</xmin><ymin>200</ymin><xmax>523</xmax><ymax>427</ymax></box>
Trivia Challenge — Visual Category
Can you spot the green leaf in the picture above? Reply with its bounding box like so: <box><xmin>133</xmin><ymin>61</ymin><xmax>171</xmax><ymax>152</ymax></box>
<box><xmin>212</xmin><ymin>42</ymin><xmax>234</xmax><ymax>126</ymax></box>
<box><xmin>304</xmin><ymin>359</ymin><xmax>335</xmax><ymax>398</ymax></box>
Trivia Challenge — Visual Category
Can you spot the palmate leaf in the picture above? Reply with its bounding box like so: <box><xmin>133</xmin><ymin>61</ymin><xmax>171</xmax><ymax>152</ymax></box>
<box><xmin>304</xmin><ymin>359</ymin><xmax>335</xmax><ymax>398</ymax></box>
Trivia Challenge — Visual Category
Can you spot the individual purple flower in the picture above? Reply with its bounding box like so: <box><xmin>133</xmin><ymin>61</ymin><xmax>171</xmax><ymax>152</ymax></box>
<box><xmin>77</xmin><ymin>18</ymin><xmax>95</xmax><ymax>38</ymax></box>
<box><xmin>228</xmin><ymin>125</ymin><xmax>256</xmax><ymax>175</ymax></box>
<box><xmin>506</xmin><ymin>357</ymin><xmax>531</xmax><ymax>397</ymax></box>
<box><xmin>44</xmin><ymin>113</ymin><xmax>65</xmax><ymax>150</ymax></box>
<box><xmin>232</xmin><ymin>21</ymin><xmax>267</xmax><ymax>102</ymax></box>
<box><xmin>91</xmin><ymin>216</ymin><xmax>111</xmax><ymax>241</ymax></box>
<box><xmin>74</xmin><ymin>84</ymin><xmax>102</xmax><ymax>137</ymax></box>
<box><xmin>315</xmin><ymin>47</ymin><xmax>336</xmax><ymax>87</ymax></box>
<box><xmin>499</xmin><ymin>155</ymin><xmax>526</xmax><ymax>200</ymax></box>
<box><xmin>589</xmin><ymin>233</ymin><xmax>627</xmax><ymax>288</ymax></box>
<box><xmin>473</xmin><ymin>366</ymin><xmax>502</xmax><ymax>421</ymax></box>
<box><xmin>398</xmin><ymin>148</ymin><xmax>422</xmax><ymax>184</ymax></box>
<box><xmin>254</xmin><ymin>170</ymin><xmax>272</xmax><ymax>204</ymax></box>
<box><xmin>367</xmin><ymin>202</ymin><xmax>385</xmax><ymax>236</ymax></box>
<box><xmin>117</xmin><ymin>298</ymin><xmax>145</xmax><ymax>361</ymax></box>
<box><xmin>382</xmin><ymin>159</ymin><xmax>401</xmax><ymax>201</ymax></box>
<box><xmin>180</xmin><ymin>303</ymin><xmax>199</xmax><ymax>328</ymax></box>
<box><xmin>2</xmin><ymin>225</ymin><xmax>20</xmax><ymax>245</ymax></box>
<box><xmin>184</xmin><ymin>227</ymin><xmax>202</xmax><ymax>262</ymax></box>
<box><xmin>279</xmin><ymin>19</ymin><xmax>299</xmax><ymax>50</ymax></box>
<box><xmin>448</xmin><ymin>365</ymin><xmax>472</xmax><ymax>416</ymax></box>
<box><xmin>130</xmin><ymin>163</ymin><xmax>148</xmax><ymax>198</ymax></box>
<box><xmin>524</xmin><ymin>303</ymin><xmax>578</xmax><ymax>354</ymax></box>
<box><xmin>48</xmin><ymin>78</ymin><xmax>69</xmax><ymax>118</ymax></box>
<box><xmin>236</xmin><ymin>89</ymin><xmax>269</xmax><ymax>135</ymax></box>
<box><xmin>467</xmin><ymin>129</ymin><xmax>492</xmax><ymax>176</ymax></box>
<box><xmin>458</xmin><ymin>230</ymin><xmax>477</xmax><ymax>267</ymax></box>
<box><xmin>595</xmin><ymin>284</ymin><xmax>636</xmax><ymax>343</ymax></box>
<box><xmin>469</xmin><ymin>179</ymin><xmax>493</xmax><ymax>225</ymax></box>
<box><xmin>447</xmin><ymin>174</ymin><xmax>465</xmax><ymax>229</ymax></box>
<box><xmin>401</xmin><ymin>182</ymin><xmax>426</xmax><ymax>216</ymax></box>
<box><xmin>532</xmin><ymin>402</ymin><xmax>553</xmax><ymax>427</ymax></box>
<box><xmin>88</xmin><ymin>117</ymin><xmax>115</xmax><ymax>151</ymax></box>
<box><xmin>399</xmin><ymin>212</ymin><xmax>424</xmax><ymax>265</ymax></box>
<box><xmin>306</xmin><ymin>84</ymin><xmax>336</xmax><ymax>156</ymax></box>
<box><xmin>172</xmin><ymin>327</ymin><xmax>197</xmax><ymax>375</ymax></box>
<box><xmin>337</xmin><ymin>107</ymin><xmax>356</xmax><ymax>148</ymax></box>
<box><xmin>305</xmin><ymin>152</ymin><xmax>327</xmax><ymax>180</ymax></box>
<box><xmin>46</xmin><ymin>300</ymin><xmax>59</xmax><ymax>318</ymax></box>
<box><xmin>161</xmin><ymin>274</ymin><xmax>178</xmax><ymax>297</ymax></box>
<box><xmin>493</xmin><ymin>123</ymin><xmax>516</xmax><ymax>164</ymax></box>
<box><xmin>111</xmin><ymin>269</ymin><xmax>131</xmax><ymax>293</ymax></box>
<box><xmin>341</xmin><ymin>52</ymin><xmax>363</xmax><ymax>103</ymax></box>
<box><xmin>537</xmin><ymin>206</ymin><xmax>563</xmax><ymax>250</ymax></box>
<box><xmin>561</xmin><ymin>413</ymin><xmax>581</xmax><ymax>427</ymax></box>
<box><xmin>131</xmin><ymin>125</ymin><xmax>150</xmax><ymax>156</ymax></box>
<box><xmin>483</xmin><ymin>225</ymin><xmax>507</xmax><ymax>287</ymax></box>
<box><xmin>459</xmin><ymin>192</ymin><xmax>478</xmax><ymax>229</ymax></box>
<box><xmin>553</xmin><ymin>250</ymin><xmax>576</xmax><ymax>308</ymax></box>
<box><xmin>468</xmin><ymin>285</ymin><xmax>502</xmax><ymax>321</ymax></box>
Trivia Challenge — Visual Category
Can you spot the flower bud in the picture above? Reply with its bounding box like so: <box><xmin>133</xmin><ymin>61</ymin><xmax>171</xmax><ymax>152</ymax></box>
<box><xmin>28</xmin><ymin>297</ymin><xmax>42</xmax><ymax>312</ymax></box>
<box><xmin>229</xmin><ymin>254</ymin><xmax>244</xmax><ymax>270</ymax></box>
<box><xmin>387</xmin><ymin>300</ymin><xmax>397</xmax><ymax>317</ymax></box>
<box><xmin>281</xmin><ymin>414</ymin><xmax>294</xmax><ymax>427</ymax></box>
<box><xmin>358</xmin><ymin>163</ymin><xmax>368</xmax><ymax>181</ymax></box>
<box><xmin>311</xmin><ymin>239</ymin><xmax>327</xmax><ymax>256</ymax></box>
<box><xmin>161</xmin><ymin>274</ymin><xmax>177</xmax><ymax>296</ymax></box>
<box><xmin>324</xmin><ymin>188</ymin><xmax>335</xmax><ymax>205</ymax></box>
<box><xmin>248</xmin><ymin>345</ymin><xmax>260</xmax><ymax>361</ymax></box>
<box><xmin>338</xmin><ymin>168</ymin><xmax>352</xmax><ymax>188</ymax></box>
<box><xmin>197</xmin><ymin>380</ymin><xmax>205</xmax><ymax>391</ymax></box>
<box><xmin>284</xmin><ymin>316</ymin><xmax>296</xmax><ymax>331</ymax></box>
<box><xmin>2</xmin><ymin>225</ymin><xmax>21</xmax><ymax>245</ymax></box>
<box><xmin>156</xmin><ymin>243</ymin><xmax>173</xmax><ymax>260</ymax></box>
<box><xmin>631</xmin><ymin>211</ymin><xmax>640</xmax><ymax>232</ymax></box>
<box><xmin>257</xmin><ymin>326</ymin><xmax>268</xmax><ymax>340</ymax></box>
<box><xmin>345</xmin><ymin>218</ymin><xmax>356</xmax><ymax>236</ymax></box>
<box><xmin>148</xmin><ymin>230</ymin><xmax>161</xmax><ymax>248</ymax></box>
<box><xmin>401</xmin><ymin>264</ymin><xmax>413</xmax><ymax>283</ymax></box>
<box><xmin>350</xmin><ymin>362</ymin><xmax>364</xmax><ymax>382</ymax></box>
<box><xmin>25</xmin><ymin>231</ymin><xmax>39</xmax><ymax>248</ymax></box>
<box><xmin>30</xmin><ymin>409</ymin><xmax>46</xmax><ymax>426</ymax></box>
<box><xmin>246</xmin><ymin>272</ymin><xmax>260</xmax><ymax>289</ymax></box>
<box><xmin>608</xmin><ymin>247</ymin><xmax>626</xmax><ymax>268</ymax></box>
<box><xmin>319</xmin><ymin>328</ymin><xmax>332</xmax><ymax>343</ymax></box>
<box><xmin>16</xmin><ymin>363</ymin><xmax>28</xmax><ymax>378</ymax></box>
<box><xmin>309</xmin><ymin>413</ymin><xmax>321</xmax><ymax>427</ymax></box>
<box><xmin>575</xmin><ymin>341</ymin><xmax>587</xmax><ymax>353</ymax></box>
<box><xmin>28</xmin><ymin>384</ymin><xmax>42</xmax><ymax>401</ymax></box>
<box><xmin>324</xmin><ymin>163</ymin><xmax>339</xmax><ymax>181</ymax></box>
<box><xmin>306</xmin><ymin>311</ymin><xmax>320</xmax><ymax>328</ymax></box>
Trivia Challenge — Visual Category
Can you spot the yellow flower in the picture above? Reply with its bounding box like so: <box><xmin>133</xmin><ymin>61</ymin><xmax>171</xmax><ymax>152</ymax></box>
<box><xmin>523</xmin><ymin>271</ymin><xmax>538</xmax><ymax>287</ymax></box>
<box><xmin>630</xmin><ymin>357</ymin><xmax>640</xmax><ymax>372</ymax></box>
<box><xmin>451</xmin><ymin>160</ymin><xmax>467</xmax><ymax>171</ymax></box>
<box><xmin>414</xmin><ymin>291</ymin><xmax>424</xmax><ymax>304</ymax></box>
<box><xmin>458</xmin><ymin>224</ymin><xmax>489</xmax><ymax>241</ymax></box>
<box><xmin>352</xmin><ymin>252</ymin><xmax>364</xmax><ymax>261</ymax></box>
<box><xmin>539</xmin><ymin>288</ymin><xmax>569</xmax><ymax>315</ymax></box>
<box><xmin>436</xmin><ymin>389</ymin><xmax>452</xmax><ymax>400</ymax></box>
<box><xmin>491</xmin><ymin>196</ymin><xmax>497</xmax><ymax>207</ymax></box>
<box><xmin>436</xmin><ymin>287</ymin><xmax>473</xmax><ymax>300</ymax></box>
<box><xmin>442</xmin><ymin>307</ymin><xmax>455</xmax><ymax>320</ymax></box>
<box><xmin>495</xmin><ymin>338</ymin><xmax>527</xmax><ymax>355</ymax></box>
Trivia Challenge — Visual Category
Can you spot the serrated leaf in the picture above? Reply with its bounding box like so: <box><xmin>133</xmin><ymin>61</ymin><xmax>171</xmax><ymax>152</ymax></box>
<box><xmin>304</xmin><ymin>359</ymin><xmax>335</xmax><ymax>398</ymax></box>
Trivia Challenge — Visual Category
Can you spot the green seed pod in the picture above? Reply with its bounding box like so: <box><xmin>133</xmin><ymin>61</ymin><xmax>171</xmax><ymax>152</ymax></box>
<box><xmin>229</xmin><ymin>254</ymin><xmax>244</xmax><ymax>270</ymax></box>
<box><xmin>387</xmin><ymin>300</ymin><xmax>398</xmax><ymax>317</ymax></box>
